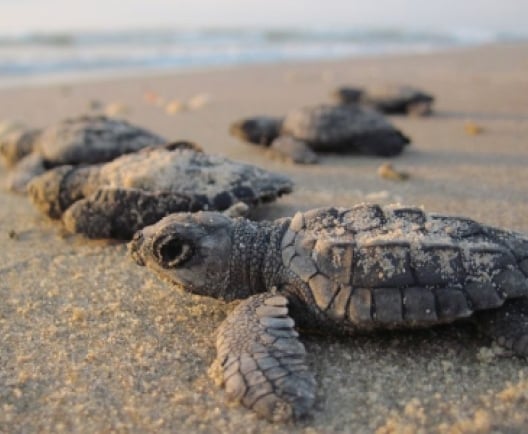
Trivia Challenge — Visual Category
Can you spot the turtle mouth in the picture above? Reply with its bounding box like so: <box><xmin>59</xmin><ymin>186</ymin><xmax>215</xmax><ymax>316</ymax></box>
<box><xmin>128</xmin><ymin>231</ymin><xmax>146</xmax><ymax>266</ymax></box>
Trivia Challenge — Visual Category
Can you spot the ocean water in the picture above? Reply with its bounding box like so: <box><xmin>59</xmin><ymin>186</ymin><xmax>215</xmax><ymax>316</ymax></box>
<box><xmin>0</xmin><ymin>27</ymin><xmax>524</xmax><ymax>85</ymax></box>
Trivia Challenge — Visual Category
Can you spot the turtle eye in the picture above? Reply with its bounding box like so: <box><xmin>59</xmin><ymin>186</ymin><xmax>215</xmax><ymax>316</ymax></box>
<box><xmin>155</xmin><ymin>236</ymin><xmax>193</xmax><ymax>268</ymax></box>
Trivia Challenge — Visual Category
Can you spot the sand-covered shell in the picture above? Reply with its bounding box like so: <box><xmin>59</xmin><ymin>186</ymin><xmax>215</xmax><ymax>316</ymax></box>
<box><xmin>280</xmin><ymin>204</ymin><xmax>528</xmax><ymax>328</ymax></box>
<box><xmin>280</xmin><ymin>105</ymin><xmax>410</xmax><ymax>156</ymax></box>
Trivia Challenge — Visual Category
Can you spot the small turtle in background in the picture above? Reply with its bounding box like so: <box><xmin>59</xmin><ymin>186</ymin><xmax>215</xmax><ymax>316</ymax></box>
<box><xmin>130</xmin><ymin>203</ymin><xmax>528</xmax><ymax>422</ymax></box>
<box><xmin>0</xmin><ymin>115</ymin><xmax>166</xmax><ymax>193</ymax></box>
<box><xmin>230</xmin><ymin>105</ymin><xmax>410</xmax><ymax>164</ymax></box>
<box><xmin>333</xmin><ymin>85</ymin><xmax>435</xmax><ymax>116</ymax></box>
<box><xmin>28</xmin><ymin>142</ymin><xmax>293</xmax><ymax>239</ymax></box>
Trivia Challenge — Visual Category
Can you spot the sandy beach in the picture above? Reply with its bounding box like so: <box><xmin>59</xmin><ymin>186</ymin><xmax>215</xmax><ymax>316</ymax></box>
<box><xmin>1</xmin><ymin>42</ymin><xmax>528</xmax><ymax>433</ymax></box>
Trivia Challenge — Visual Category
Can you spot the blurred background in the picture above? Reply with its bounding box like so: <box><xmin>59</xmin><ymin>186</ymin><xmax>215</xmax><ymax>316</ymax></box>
<box><xmin>0</xmin><ymin>0</ymin><xmax>527</xmax><ymax>85</ymax></box>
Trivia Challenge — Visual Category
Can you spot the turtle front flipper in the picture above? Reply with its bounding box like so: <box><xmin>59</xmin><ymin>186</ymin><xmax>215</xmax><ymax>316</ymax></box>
<box><xmin>6</xmin><ymin>153</ymin><xmax>47</xmax><ymax>193</ymax></box>
<box><xmin>213</xmin><ymin>293</ymin><xmax>316</xmax><ymax>422</ymax></box>
<box><xmin>62</xmin><ymin>187</ymin><xmax>204</xmax><ymax>239</ymax></box>
<box><xmin>222</xmin><ymin>201</ymin><xmax>250</xmax><ymax>218</ymax></box>
<box><xmin>475</xmin><ymin>297</ymin><xmax>528</xmax><ymax>357</ymax></box>
<box><xmin>268</xmin><ymin>137</ymin><xmax>318</xmax><ymax>164</ymax></box>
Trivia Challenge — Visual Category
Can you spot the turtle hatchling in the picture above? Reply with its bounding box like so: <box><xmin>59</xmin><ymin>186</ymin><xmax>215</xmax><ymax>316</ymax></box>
<box><xmin>27</xmin><ymin>142</ymin><xmax>292</xmax><ymax>239</ymax></box>
<box><xmin>129</xmin><ymin>203</ymin><xmax>528</xmax><ymax>421</ymax></box>
<box><xmin>0</xmin><ymin>115</ymin><xmax>166</xmax><ymax>192</ymax></box>
<box><xmin>230</xmin><ymin>105</ymin><xmax>410</xmax><ymax>164</ymax></box>
<box><xmin>333</xmin><ymin>84</ymin><xmax>435</xmax><ymax>116</ymax></box>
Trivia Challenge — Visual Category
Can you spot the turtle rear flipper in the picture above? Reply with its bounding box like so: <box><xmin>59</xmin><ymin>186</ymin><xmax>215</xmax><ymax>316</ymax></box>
<box><xmin>475</xmin><ymin>297</ymin><xmax>528</xmax><ymax>356</ymax></box>
<box><xmin>213</xmin><ymin>292</ymin><xmax>316</xmax><ymax>422</ymax></box>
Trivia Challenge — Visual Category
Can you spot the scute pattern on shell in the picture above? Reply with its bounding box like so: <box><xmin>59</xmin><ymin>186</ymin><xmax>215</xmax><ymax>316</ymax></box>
<box><xmin>94</xmin><ymin>145</ymin><xmax>292</xmax><ymax>203</ymax></box>
<box><xmin>280</xmin><ymin>204</ymin><xmax>528</xmax><ymax>328</ymax></box>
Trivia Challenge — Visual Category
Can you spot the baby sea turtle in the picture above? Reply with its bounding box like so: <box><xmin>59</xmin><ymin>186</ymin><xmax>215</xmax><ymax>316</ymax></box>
<box><xmin>129</xmin><ymin>203</ymin><xmax>528</xmax><ymax>422</ymax></box>
<box><xmin>0</xmin><ymin>115</ymin><xmax>165</xmax><ymax>193</ymax></box>
<box><xmin>230</xmin><ymin>105</ymin><xmax>410</xmax><ymax>164</ymax></box>
<box><xmin>333</xmin><ymin>85</ymin><xmax>435</xmax><ymax>116</ymax></box>
<box><xmin>28</xmin><ymin>142</ymin><xmax>293</xmax><ymax>239</ymax></box>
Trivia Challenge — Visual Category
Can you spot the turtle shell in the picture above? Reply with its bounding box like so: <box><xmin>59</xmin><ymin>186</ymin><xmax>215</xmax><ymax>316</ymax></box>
<box><xmin>280</xmin><ymin>105</ymin><xmax>409</xmax><ymax>156</ymax></box>
<box><xmin>34</xmin><ymin>115</ymin><xmax>166</xmax><ymax>165</ymax></box>
<box><xmin>280</xmin><ymin>204</ymin><xmax>528</xmax><ymax>329</ymax></box>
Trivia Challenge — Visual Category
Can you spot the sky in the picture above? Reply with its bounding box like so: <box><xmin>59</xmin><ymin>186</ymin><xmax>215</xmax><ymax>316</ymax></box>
<box><xmin>0</xmin><ymin>0</ymin><xmax>527</xmax><ymax>35</ymax></box>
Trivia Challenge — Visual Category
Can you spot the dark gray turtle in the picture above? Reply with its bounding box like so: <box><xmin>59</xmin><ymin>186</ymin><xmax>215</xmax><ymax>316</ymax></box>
<box><xmin>333</xmin><ymin>84</ymin><xmax>435</xmax><ymax>116</ymax></box>
<box><xmin>0</xmin><ymin>115</ymin><xmax>166</xmax><ymax>193</ymax></box>
<box><xmin>230</xmin><ymin>105</ymin><xmax>410</xmax><ymax>164</ymax></box>
<box><xmin>129</xmin><ymin>203</ymin><xmax>528</xmax><ymax>421</ymax></box>
<box><xmin>27</xmin><ymin>142</ymin><xmax>293</xmax><ymax>239</ymax></box>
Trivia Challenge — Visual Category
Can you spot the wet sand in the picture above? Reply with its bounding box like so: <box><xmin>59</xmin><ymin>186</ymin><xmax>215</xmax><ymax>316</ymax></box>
<box><xmin>1</xmin><ymin>42</ymin><xmax>528</xmax><ymax>433</ymax></box>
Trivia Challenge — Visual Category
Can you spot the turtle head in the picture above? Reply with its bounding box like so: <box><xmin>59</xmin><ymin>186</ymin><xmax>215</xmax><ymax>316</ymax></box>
<box><xmin>0</xmin><ymin>127</ymin><xmax>39</xmax><ymax>168</ymax></box>
<box><xmin>27</xmin><ymin>165</ymin><xmax>76</xmax><ymax>218</ymax></box>
<box><xmin>229</xmin><ymin>116</ymin><xmax>282</xmax><ymax>146</ymax></box>
<box><xmin>332</xmin><ymin>87</ymin><xmax>364</xmax><ymax>105</ymax></box>
<box><xmin>129</xmin><ymin>211</ymin><xmax>237</xmax><ymax>300</ymax></box>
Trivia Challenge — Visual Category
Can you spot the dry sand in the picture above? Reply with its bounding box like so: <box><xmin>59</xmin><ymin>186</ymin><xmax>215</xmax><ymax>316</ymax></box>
<box><xmin>1</xmin><ymin>43</ymin><xmax>528</xmax><ymax>433</ymax></box>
